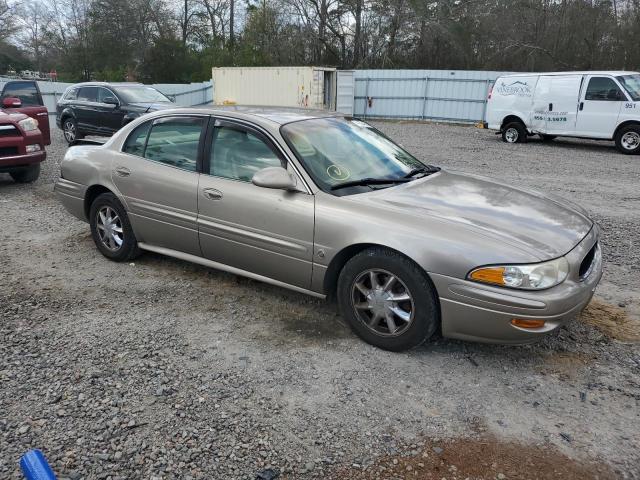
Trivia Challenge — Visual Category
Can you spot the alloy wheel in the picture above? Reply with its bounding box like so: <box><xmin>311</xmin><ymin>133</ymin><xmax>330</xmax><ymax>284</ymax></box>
<box><xmin>64</xmin><ymin>120</ymin><xmax>76</xmax><ymax>143</ymax></box>
<box><xmin>351</xmin><ymin>269</ymin><xmax>415</xmax><ymax>337</ymax></box>
<box><xmin>96</xmin><ymin>206</ymin><xmax>124</xmax><ymax>251</ymax></box>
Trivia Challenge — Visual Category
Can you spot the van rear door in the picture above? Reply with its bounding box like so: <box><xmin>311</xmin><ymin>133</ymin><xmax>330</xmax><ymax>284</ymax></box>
<box><xmin>532</xmin><ymin>75</ymin><xmax>582</xmax><ymax>136</ymax></box>
<box><xmin>1</xmin><ymin>80</ymin><xmax>51</xmax><ymax>145</ymax></box>
<box><xmin>574</xmin><ymin>75</ymin><xmax>625</xmax><ymax>139</ymax></box>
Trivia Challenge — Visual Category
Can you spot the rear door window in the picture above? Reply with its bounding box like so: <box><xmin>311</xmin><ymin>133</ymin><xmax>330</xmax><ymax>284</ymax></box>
<box><xmin>123</xmin><ymin>121</ymin><xmax>151</xmax><ymax>157</ymax></box>
<box><xmin>1</xmin><ymin>81</ymin><xmax>42</xmax><ymax>106</ymax></box>
<box><xmin>77</xmin><ymin>87</ymin><xmax>98</xmax><ymax>102</ymax></box>
<box><xmin>585</xmin><ymin>77</ymin><xmax>624</xmax><ymax>101</ymax></box>
<box><xmin>97</xmin><ymin>87</ymin><xmax>117</xmax><ymax>104</ymax></box>
<box><xmin>144</xmin><ymin>116</ymin><xmax>205</xmax><ymax>172</ymax></box>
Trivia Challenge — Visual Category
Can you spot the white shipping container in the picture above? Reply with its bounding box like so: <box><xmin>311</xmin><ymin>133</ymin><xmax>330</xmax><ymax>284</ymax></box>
<box><xmin>211</xmin><ymin>66</ymin><xmax>337</xmax><ymax>110</ymax></box>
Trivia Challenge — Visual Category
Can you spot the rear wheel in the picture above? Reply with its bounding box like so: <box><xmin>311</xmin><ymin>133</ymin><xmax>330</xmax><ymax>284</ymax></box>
<box><xmin>62</xmin><ymin>117</ymin><xmax>83</xmax><ymax>145</ymax></box>
<box><xmin>501</xmin><ymin>121</ymin><xmax>528</xmax><ymax>144</ymax></box>
<box><xmin>89</xmin><ymin>192</ymin><xmax>140</xmax><ymax>261</ymax></box>
<box><xmin>337</xmin><ymin>247</ymin><xmax>439</xmax><ymax>352</ymax></box>
<box><xmin>615</xmin><ymin>125</ymin><xmax>640</xmax><ymax>154</ymax></box>
<box><xmin>10</xmin><ymin>163</ymin><xmax>40</xmax><ymax>183</ymax></box>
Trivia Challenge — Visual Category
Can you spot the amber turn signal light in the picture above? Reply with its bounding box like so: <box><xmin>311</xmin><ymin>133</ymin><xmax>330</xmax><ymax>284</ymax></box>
<box><xmin>510</xmin><ymin>318</ymin><xmax>546</xmax><ymax>329</ymax></box>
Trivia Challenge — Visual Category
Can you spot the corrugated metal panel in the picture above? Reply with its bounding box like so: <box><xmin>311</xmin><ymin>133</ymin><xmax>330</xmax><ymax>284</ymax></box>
<box><xmin>211</xmin><ymin>67</ymin><xmax>336</xmax><ymax>109</ymax></box>
<box><xmin>336</xmin><ymin>70</ymin><xmax>355</xmax><ymax>115</ymax></box>
<box><xmin>353</xmin><ymin>70</ymin><xmax>514</xmax><ymax>123</ymax></box>
<box><xmin>0</xmin><ymin>77</ymin><xmax>213</xmax><ymax>116</ymax></box>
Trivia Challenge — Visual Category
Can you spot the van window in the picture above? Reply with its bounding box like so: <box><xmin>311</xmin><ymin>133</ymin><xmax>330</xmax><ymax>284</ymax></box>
<box><xmin>585</xmin><ymin>78</ymin><xmax>624</xmax><ymax>101</ymax></box>
<box><xmin>617</xmin><ymin>75</ymin><xmax>640</xmax><ymax>101</ymax></box>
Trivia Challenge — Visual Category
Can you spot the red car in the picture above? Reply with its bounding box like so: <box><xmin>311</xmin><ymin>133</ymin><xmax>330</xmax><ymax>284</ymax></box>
<box><xmin>0</xmin><ymin>80</ymin><xmax>50</xmax><ymax>183</ymax></box>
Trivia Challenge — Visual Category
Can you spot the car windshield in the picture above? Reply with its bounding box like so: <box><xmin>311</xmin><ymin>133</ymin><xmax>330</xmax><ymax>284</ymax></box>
<box><xmin>115</xmin><ymin>86</ymin><xmax>171</xmax><ymax>103</ymax></box>
<box><xmin>616</xmin><ymin>75</ymin><xmax>640</xmax><ymax>101</ymax></box>
<box><xmin>281</xmin><ymin>117</ymin><xmax>433</xmax><ymax>194</ymax></box>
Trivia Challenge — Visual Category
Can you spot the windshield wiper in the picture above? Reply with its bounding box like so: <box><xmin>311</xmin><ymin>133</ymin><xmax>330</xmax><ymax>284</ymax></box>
<box><xmin>330</xmin><ymin>177</ymin><xmax>410</xmax><ymax>191</ymax></box>
<box><xmin>404</xmin><ymin>165</ymin><xmax>441</xmax><ymax>178</ymax></box>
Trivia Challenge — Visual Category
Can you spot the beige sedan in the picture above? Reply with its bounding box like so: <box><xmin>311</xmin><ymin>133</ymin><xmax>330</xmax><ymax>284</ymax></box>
<box><xmin>55</xmin><ymin>107</ymin><xmax>602</xmax><ymax>351</ymax></box>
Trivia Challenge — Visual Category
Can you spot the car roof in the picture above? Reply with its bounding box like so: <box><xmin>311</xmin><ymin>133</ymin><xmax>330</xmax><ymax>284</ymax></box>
<box><xmin>187</xmin><ymin>105</ymin><xmax>345</xmax><ymax>126</ymax></box>
<box><xmin>70</xmin><ymin>82</ymin><xmax>146</xmax><ymax>88</ymax></box>
<box><xmin>498</xmin><ymin>71</ymin><xmax>639</xmax><ymax>78</ymax></box>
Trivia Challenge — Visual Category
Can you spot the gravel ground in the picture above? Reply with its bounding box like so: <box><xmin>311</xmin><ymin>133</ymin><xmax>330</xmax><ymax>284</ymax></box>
<box><xmin>1</xmin><ymin>122</ymin><xmax>639</xmax><ymax>479</ymax></box>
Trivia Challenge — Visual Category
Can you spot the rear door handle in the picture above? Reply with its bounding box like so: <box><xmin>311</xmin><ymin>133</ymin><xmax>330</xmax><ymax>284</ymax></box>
<box><xmin>114</xmin><ymin>166</ymin><xmax>131</xmax><ymax>177</ymax></box>
<box><xmin>203</xmin><ymin>188</ymin><xmax>223</xmax><ymax>200</ymax></box>
<box><xmin>548</xmin><ymin>103</ymin><xmax>553</xmax><ymax>111</ymax></box>
<box><xmin>579</xmin><ymin>102</ymin><xmax>584</xmax><ymax>111</ymax></box>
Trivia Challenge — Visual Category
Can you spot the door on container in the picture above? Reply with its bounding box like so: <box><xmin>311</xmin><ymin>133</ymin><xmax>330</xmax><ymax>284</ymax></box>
<box><xmin>336</xmin><ymin>71</ymin><xmax>355</xmax><ymax>115</ymax></box>
<box><xmin>534</xmin><ymin>75</ymin><xmax>582</xmax><ymax>135</ymax></box>
<box><xmin>575</xmin><ymin>76</ymin><xmax>626</xmax><ymax>139</ymax></box>
<box><xmin>198</xmin><ymin>119</ymin><xmax>315</xmax><ymax>289</ymax></box>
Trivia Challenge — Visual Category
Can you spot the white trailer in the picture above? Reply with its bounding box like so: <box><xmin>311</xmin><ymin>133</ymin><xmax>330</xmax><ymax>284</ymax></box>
<box><xmin>486</xmin><ymin>71</ymin><xmax>640</xmax><ymax>154</ymax></box>
<box><xmin>211</xmin><ymin>66</ymin><xmax>338</xmax><ymax>110</ymax></box>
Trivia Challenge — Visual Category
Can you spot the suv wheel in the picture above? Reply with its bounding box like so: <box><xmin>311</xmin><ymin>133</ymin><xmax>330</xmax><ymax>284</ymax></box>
<box><xmin>62</xmin><ymin>118</ymin><xmax>83</xmax><ymax>145</ymax></box>
<box><xmin>89</xmin><ymin>192</ymin><xmax>140</xmax><ymax>261</ymax></box>
<box><xmin>615</xmin><ymin>125</ymin><xmax>640</xmax><ymax>154</ymax></box>
<box><xmin>10</xmin><ymin>163</ymin><xmax>40</xmax><ymax>183</ymax></box>
<box><xmin>337</xmin><ymin>247</ymin><xmax>439</xmax><ymax>352</ymax></box>
<box><xmin>501</xmin><ymin>121</ymin><xmax>528</xmax><ymax>143</ymax></box>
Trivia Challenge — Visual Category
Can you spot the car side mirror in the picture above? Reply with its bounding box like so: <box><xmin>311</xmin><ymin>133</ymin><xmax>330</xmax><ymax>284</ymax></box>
<box><xmin>252</xmin><ymin>166</ymin><xmax>297</xmax><ymax>190</ymax></box>
<box><xmin>2</xmin><ymin>97</ymin><xmax>21</xmax><ymax>108</ymax></box>
<box><xmin>103</xmin><ymin>96</ymin><xmax>119</xmax><ymax>106</ymax></box>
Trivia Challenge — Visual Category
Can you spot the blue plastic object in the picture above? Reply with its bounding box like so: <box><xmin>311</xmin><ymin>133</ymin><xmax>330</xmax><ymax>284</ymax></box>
<box><xmin>19</xmin><ymin>449</ymin><xmax>57</xmax><ymax>480</ymax></box>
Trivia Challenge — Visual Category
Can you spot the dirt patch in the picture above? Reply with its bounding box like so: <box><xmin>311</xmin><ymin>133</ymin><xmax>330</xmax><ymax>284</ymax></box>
<box><xmin>579</xmin><ymin>301</ymin><xmax>640</xmax><ymax>342</ymax></box>
<box><xmin>327</xmin><ymin>436</ymin><xmax>616</xmax><ymax>480</ymax></box>
<box><xmin>535</xmin><ymin>351</ymin><xmax>593</xmax><ymax>380</ymax></box>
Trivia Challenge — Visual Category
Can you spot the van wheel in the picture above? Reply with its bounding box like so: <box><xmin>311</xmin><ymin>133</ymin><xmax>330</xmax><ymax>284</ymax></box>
<box><xmin>540</xmin><ymin>134</ymin><xmax>557</xmax><ymax>142</ymax></box>
<box><xmin>615</xmin><ymin>125</ymin><xmax>640</xmax><ymax>154</ymax></box>
<box><xmin>501</xmin><ymin>122</ymin><xmax>527</xmax><ymax>144</ymax></box>
<box><xmin>10</xmin><ymin>163</ymin><xmax>40</xmax><ymax>183</ymax></box>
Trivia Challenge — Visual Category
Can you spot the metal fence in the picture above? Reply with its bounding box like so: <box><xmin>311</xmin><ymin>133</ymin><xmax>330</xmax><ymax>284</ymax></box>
<box><xmin>353</xmin><ymin>70</ymin><xmax>513</xmax><ymax>123</ymax></box>
<box><xmin>0</xmin><ymin>77</ymin><xmax>213</xmax><ymax>117</ymax></box>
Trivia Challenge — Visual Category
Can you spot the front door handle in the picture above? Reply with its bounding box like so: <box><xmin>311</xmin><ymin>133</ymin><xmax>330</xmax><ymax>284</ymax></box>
<box><xmin>203</xmin><ymin>188</ymin><xmax>223</xmax><ymax>200</ymax></box>
<box><xmin>114</xmin><ymin>166</ymin><xmax>131</xmax><ymax>177</ymax></box>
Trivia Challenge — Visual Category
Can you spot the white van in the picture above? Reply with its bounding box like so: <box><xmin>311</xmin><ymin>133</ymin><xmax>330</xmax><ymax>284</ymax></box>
<box><xmin>486</xmin><ymin>71</ymin><xmax>640</xmax><ymax>154</ymax></box>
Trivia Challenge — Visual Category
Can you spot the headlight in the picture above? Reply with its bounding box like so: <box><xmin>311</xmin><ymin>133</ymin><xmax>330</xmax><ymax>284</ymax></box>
<box><xmin>18</xmin><ymin>117</ymin><xmax>38</xmax><ymax>131</ymax></box>
<box><xmin>468</xmin><ymin>257</ymin><xmax>569</xmax><ymax>290</ymax></box>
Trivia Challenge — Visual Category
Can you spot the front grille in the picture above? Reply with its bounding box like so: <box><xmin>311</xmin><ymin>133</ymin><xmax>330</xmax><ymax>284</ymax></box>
<box><xmin>0</xmin><ymin>146</ymin><xmax>18</xmax><ymax>157</ymax></box>
<box><xmin>0</xmin><ymin>124</ymin><xmax>20</xmax><ymax>137</ymax></box>
<box><xmin>579</xmin><ymin>243</ymin><xmax>598</xmax><ymax>280</ymax></box>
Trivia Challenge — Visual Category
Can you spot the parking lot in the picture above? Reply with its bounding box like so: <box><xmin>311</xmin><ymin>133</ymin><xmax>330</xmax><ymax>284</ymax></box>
<box><xmin>1</xmin><ymin>122</ymin><xmax>639</xmax><ymax>479</ymax></box>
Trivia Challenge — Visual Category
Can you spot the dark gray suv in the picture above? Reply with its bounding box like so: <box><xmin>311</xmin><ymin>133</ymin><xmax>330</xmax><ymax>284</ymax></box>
<box><xmin>56</xmin><ymin>82</ymin><xmax>173</xmax><ymax>144</ymax></box>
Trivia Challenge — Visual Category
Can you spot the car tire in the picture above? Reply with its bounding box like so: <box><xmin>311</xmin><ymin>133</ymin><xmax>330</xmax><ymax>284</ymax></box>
<box><xmin>89</xmin><ymin>192</ymin><xmax>141</xmax><ymax>262</ymax></box>
<box><xmin>501</xmin><ymin>122</ymin><xmax>528</xmax><ymax>144</ymax></box>
<box><xmin>614</xmin><ymin>125</ymin><xmax>640</xmax><ymax>155</ymax></box>
<box><xmin>62</xmin><ymin>117</ymin><xmax>83</xmax><ymax>145</ymax></box>
<box><xmin>9</xmin><ymin>163</ymin><xmax>40</xmax><ymax>183</ymax></box>
<box><xmin>539</xmin><ymin>134</ymin><xmax>557</xmax><ymax>142</ymax></box>
<box><xmin>337</xmin><ymin>247</ymin><xmax>439</xmax><ymax>352</ymax></box>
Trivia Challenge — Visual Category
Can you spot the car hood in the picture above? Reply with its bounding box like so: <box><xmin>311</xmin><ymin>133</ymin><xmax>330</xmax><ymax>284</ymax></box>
<box><xmin>0</xmin><ymin>110</ymin><xmax>26</xmax><ymax>122</ymax></box>
<box><xmin>352</xmin><ymin>169</ymin><xmax>593</xmax><ymax>260</ymax></box>
<box><xmin>127</xmin><ymin>102</ymin><xmax>174</xmax><ymax>112</ymax></box>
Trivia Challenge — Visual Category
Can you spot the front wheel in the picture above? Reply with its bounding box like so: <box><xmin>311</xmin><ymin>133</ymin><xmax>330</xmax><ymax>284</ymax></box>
<box><xmin>501</xmin><ymin>122</ymin><xmax>528</xmax><ymax>144</ymax></box>
<box><xmin>337</xmin><ymin>247</ymin><xmax>439</xmax><ymax>352</ymax></box>
<box><xmin>615</xmin><ymin>125</ymin><xmax>640</xmax><ymax>155</ymax></box>
<box><xmin>89</xmin><ymin>192</ymin><xmax>140</xmax><ymax>261</ymax></box>
<box><xmin>10</xmin><ymin>163</ymin><xmax>40</xmax><ymax>183</ymax></box>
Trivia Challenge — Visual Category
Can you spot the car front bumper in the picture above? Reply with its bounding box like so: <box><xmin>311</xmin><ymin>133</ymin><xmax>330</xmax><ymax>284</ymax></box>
<box><xmin>431</xmin><ymin>226</ymin><xmax>603</xmax><ymax>344</ymax></box>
